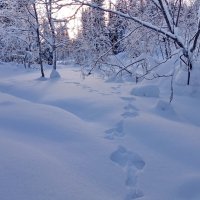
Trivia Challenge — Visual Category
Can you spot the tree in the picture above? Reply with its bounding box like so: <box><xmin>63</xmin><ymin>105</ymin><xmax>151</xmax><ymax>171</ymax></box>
<box><xmin>107</xmin><ymin>0</ymin><xmax>127</xmax><ymax>55</ymax></box>
<box><xmin>0</xmin><ymin>0</ymin><xmax>74</xmax><ymax>77</ymax></box>
<box><xmin>81</xmin><ymin>0</ymin><xmax>109</xmax><ymax>55</ymax></box>
<box><xmin>56</xmin><ymin>22</ymin><xmax>71</xmax><ymax>61</ymax></box>
<box><xmin>38</xmin><ymin>0</ymin><xmax>71</xmax><ymax>77</ymax></box>
<box><xmin>31</xmin><ymin>2</ymin><xmax>45</xmax><ymax>77</ymax></box>
<box><xmin>43</xmin><ymin>0</ymin><xmax>58</xmax><ymax>70</ymax></box>
<box><xmin>74</xmin><ymin>0</ymin><xmax>200</xmax><ymax>85</ymax></box>
<box><xmin>0</xmin><ymin>0</ymin><xmax>34</xmax><ymax>65</ymax></box>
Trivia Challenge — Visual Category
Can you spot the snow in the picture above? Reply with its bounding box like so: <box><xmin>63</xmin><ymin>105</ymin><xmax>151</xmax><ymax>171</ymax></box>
<box><xmin>131</xmin><ymin>85</ymin><xmax>160</xmax><ymax>97</ymax></box>
<box><xmin>153</xmin><ymin>99</ymin><xmax>176</xmax><ymax>120</ymax></box>
<box><xmin>0</xmin><ymin>62</ymin><xmax>200</xmax><ymax>200</ymax></box>
<box><xmin>50</xmin><ymin>69</ymin><xmax>61</xmax><ymax>79</ymax></box>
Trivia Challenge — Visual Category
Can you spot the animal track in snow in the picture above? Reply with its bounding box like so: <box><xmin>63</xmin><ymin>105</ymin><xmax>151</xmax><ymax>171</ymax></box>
<box><xmin>105</xmin><ymin>95</ymin><xmax>144</xmax><ymax>199</ymax></box>
<box><xmin>104</xmin><ymin>120</ymin><xmax>125</xmax><ymax>140</ymax></box>
<box><xmin>122</xmin><ymin>104</ymin><xmax>139</xmax><ymax>118</ymax></box>
<box><xmin>64</xmin><ymin>81</ymin><xmax>80</xmax><ymax>86</ymax></box>
<box><xmin>125</xmin><ymin>167</ymin><xmax>138</xmax><ymax>187</ymax></box>
<box><xmin>111</xmin><ymin>85</ymin><xmax>121</xmax><ymax>94</ymax></box>
<box><xmin>122</xmin><ymin>112</ymin><xmax>138</xmax><ymax>118</ymax></box>
<box><xmin>88</xmin><ymin>88</ymin><xmax>98</xmax><ymax>93</ymax></box>
<box><xmin>111</xmin><ymin>85</ymin><xmax>121</xmax><ymax>90</ymax></box>
<box><xmin>124</xmin><ymin>104</ymin><xmax>138</xmax><ymax>111</ymax></box>
<box><xmin>121</xmin><ymin>96</ymin><xmax>136</xmax><ymax>102</ymax></box>
<box><xmin>110</xmin><ymin>146</ymin><xmax>145</xmax><ymax>170</ymax></box>
<box><xmin>98</xmin><ymin>92</ymin><xmax>110</xmax><ymax>96</ymax></box>
<box><xmin>110</xmin><ymin>146</ymin><xmax>145</xmax><ymax>199</ymax></box>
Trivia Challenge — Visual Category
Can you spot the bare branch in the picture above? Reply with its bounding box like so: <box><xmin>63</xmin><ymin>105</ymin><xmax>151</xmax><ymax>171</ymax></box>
<box><xmin>87</xmin><ymin>26</ymin><xmax>143</xmax><ymax>75</ymax></box>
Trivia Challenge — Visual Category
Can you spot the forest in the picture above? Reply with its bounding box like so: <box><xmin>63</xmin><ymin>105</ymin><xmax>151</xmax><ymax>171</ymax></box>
<box><xmin>0</xmin><ymin>1</ymin><xmax>200</xmax><ymax>200</ymax></box>
<box><xmin>1</xmin><ymin>0</ymin><xmax>200</xmax><ymax>85</ymax></box>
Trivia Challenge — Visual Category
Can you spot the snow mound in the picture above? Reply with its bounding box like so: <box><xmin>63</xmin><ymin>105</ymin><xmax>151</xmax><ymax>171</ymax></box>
<box><xmin>50</xmin><ymin>69</ymin><xmax>61</xmax><ymax>79</ymax></box>
<box><xmin>155</xmin><ymin>100</ymin><xmax>175</xmax><ymax>113</ymax></box>
<box><xmin>131</xmin><ymin>85</ymin><xmax>160</xmax><ymax>97</ymax></box>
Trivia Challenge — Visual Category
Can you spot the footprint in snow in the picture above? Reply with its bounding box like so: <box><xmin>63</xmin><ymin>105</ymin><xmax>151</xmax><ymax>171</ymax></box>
<box><xmin>111</xmin><ymin>91</ymin><xmax>121</xmax><ymax>94</ymax></box>
<box><xmin>124</xmin><ymin>104</ymin><xmax>138</xmax><ymax>111</ymax></box>
<box><xmin>110</xmin><ymin>85</ymin><xmax>122</xmax><ymax>94</ymax></box>
<box><xmin>111</xmin><ymin>85</ymin><xmax>121</xmax><ymax>89</ymax></box>
<box><xmin>110</xmin><ymin>146</ymin><xmax>145</xmax><ymax>170</ymax></box>
<box><xmin>64</xmin><ymin>81</ymin><xmax>80</xmax><ymax>86</ymax></box>
<box><xmin>122</xmin><ymin>112</ymin><xmax>138</xmax><ymax>118</ymax></box>
<box><xmin>125</xmin><ymin>167</ymin><xmax>138</xmax><ymax>187</ymax></box>
<box><xmin>104</xmin><ymin>120</ymin><xmax>125</xmax><ymax>140</ymax></box>
<box><xmin>82</xmin><ymin>85</ymin><xmax>91</xmax><ymax>90</ymax></box>
<box><xmin>121</xmin><ymin>96</ymin><xmax>136</xmax><ymax>102</ymax></box>
<box><xmin>98</xmin><ymin>92</ymin><xmax>110</xmax><ymax>96</ymax></box>
<box><xmin>110</xmin><ymin>146</ymin><xmax>145</xmax><ymax>199</ymax></box>
<box><xmin>88</xmin><ymin>89</ymin><xmax>98</xmax><ymax>93</ymax></box>
<box><xmin>125</xmin><ymin>189</ymin><xmax>144</xmax><ymax>200</ymax></box>
<box><xmin>122</xmin><ymin>104</ymin><xmax>139</xmax><ymax>118</ymax></box>
<box><xmin>81</xmin><ymin>85</ymin><xmax>101</xmax><ymax>94</ymax></box>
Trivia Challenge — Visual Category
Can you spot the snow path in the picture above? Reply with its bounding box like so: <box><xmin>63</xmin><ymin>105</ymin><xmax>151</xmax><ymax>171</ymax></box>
<box><xmin>0</xmin><ymin>63</ymin><xmax>200</xmax><ymax>200</ymax></box>
<box><xmin>104</xmin><ymin>95</ymin><xmax>145</xmax><ymax>199</ymax></box>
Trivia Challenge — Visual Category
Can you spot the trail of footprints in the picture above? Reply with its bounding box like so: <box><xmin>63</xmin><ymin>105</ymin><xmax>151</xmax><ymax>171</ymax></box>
<box><xmin>64</xmin><ymin>81</ymin><xmax>112</xmax><ymax>96</ymax></box>
<box><xmin>67</xmin><ymin>81</ymin><xmax>145</xmax><ymax>199</ymax></box>
<box><xmin>105</xmin><ymin>95</ymin><xmax>145</xmax><ymax>199</ymax></box>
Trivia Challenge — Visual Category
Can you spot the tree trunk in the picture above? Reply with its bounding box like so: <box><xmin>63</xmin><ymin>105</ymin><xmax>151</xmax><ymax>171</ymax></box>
<box><xmin>45</xmin><ymin>0</ymin><xmax>57</xmax><ymax>71</ymax></box>
<box><xmin>187</xmin><ymin>58</ymin><xmax>192</xmax><ymax>85</ymax></box>
<box><xmin>183</xmin><ymin>53</ymin><xmax>192</xmax><ymax>85</ymax></box>
<box><xmin>33</xmin><ymin>3</ymin><xmax>45</xmax><ymax>77</ymax></box>
<box><xmin>52</xmin><ymin>47</ymin><xmax>57</xmax><ymax>70</ymax></box>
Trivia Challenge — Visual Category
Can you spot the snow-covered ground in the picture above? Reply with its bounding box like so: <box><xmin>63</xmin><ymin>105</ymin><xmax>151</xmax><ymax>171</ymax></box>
<box><xmin>0</xmin><ymin>62</ymin><xmax>200</xmax><ymax>200</ymax></box>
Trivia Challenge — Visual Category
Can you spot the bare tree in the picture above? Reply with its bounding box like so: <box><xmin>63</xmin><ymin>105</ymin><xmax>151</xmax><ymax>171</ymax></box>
<box><xmin>37</xmin><ymin>0</ymin><xmax>72</xmax><ymax>77</ymax></box>
<box><xmin>74</xmin><ymin>0</ymin><xmax>200</xmax><ymax>85</ymax></box>
<box><xmin>32</xmin><ymin>2</ymin><xmax>45</xmax><ymax>77</ymax></box>
<box><xmin>43</xmin><ymin>0</ymin><xmax>58</xmax><ymax>70</ymax></box>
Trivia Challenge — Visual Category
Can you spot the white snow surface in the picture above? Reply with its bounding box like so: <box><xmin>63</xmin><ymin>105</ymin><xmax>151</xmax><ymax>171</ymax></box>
<box><xmin>131</xmin><ymin>85</ymin><xmax>160</xmax><ymax>97</ymax></box>
<box><xmin>0</xmin><ymin>62</ymin><xmax>200</xmax><ymax>200</ymax></box>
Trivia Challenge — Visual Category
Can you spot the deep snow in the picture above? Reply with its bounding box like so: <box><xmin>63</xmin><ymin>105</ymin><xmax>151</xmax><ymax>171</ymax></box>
<box><xmin>0</xmin><ymin>62</ymin><xmax>200</xmax><ymax>200</ymax></box>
